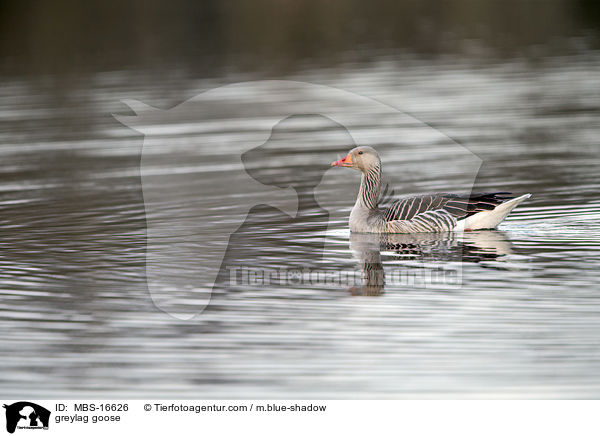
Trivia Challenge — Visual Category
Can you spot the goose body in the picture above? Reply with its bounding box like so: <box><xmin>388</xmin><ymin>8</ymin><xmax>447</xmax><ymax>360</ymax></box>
<box><xmin>331</xmin><ymin>146</ymin><xmax>531</xmax><ymax>234</ymax></box>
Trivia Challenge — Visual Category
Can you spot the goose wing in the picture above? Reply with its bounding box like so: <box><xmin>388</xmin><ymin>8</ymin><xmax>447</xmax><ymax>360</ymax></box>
<box><xmin>381</xmin><ymin>192</ymin><xmax>515</xmax><ymax>222</ymax></box>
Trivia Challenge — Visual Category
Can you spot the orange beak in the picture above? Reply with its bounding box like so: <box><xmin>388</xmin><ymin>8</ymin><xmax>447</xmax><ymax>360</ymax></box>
<box><xmin>331</xmin><ymin>153</ymin><xmax>353</xmax><ymax>167</ymax></box>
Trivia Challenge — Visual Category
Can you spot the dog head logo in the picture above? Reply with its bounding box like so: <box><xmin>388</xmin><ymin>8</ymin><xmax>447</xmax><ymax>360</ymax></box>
<box><xmin>115</xmin><ymin>80</ymin><xmax>481</xmax><ymax>319</ymax></box>
<box><xmin>3</xmin><ymin>402</ymin><xmax>50</xmax><ymax>434</ymax></box>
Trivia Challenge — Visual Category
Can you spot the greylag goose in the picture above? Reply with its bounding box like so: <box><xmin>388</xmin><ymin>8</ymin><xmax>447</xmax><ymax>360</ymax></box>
<box><xmin>331</xmin><ymin>146</ymin><xmax>531</xmax><ymax>233</ymax></box>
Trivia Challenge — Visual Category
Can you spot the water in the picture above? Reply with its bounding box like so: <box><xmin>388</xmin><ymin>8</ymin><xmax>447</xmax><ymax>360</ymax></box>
<box><xmin>1</xmin><ymin>55</ymin><xmax>599</xmax><ymax>398</ymax></box>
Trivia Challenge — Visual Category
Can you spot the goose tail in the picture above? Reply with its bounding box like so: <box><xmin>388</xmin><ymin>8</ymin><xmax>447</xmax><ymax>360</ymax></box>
<box><xmin>455</xmin><ymin>193</ymin><xmax>531</xmax><ymax>231</ymax></box>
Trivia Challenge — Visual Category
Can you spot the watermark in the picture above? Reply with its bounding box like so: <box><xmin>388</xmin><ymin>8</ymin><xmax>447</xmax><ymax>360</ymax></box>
<box><xmin>115</xmin><ymin>80</ymin><xmax>481</xmax><ymax>319</ymax></box>
<box><xmin>227</xmin><ymin>266</ymin><xmax>461</xmax><ymax>288</ymax></box>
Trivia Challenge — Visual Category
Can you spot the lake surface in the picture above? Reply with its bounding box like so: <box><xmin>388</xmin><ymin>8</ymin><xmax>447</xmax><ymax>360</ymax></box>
<box><xmin>1</xmin><ymin>55</ymin><xmax>599</xmax><ymax>398</ymax></box>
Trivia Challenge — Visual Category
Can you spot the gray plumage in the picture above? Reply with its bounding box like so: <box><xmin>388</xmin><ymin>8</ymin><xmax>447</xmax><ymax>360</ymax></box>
<box><xmin>331</xmin><ymin>145</ymin><xmax>530</xmax><ymax>233</ymax></box>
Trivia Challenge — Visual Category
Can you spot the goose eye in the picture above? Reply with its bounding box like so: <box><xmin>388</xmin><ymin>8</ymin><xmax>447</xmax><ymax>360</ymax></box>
<box><xmin>358</xmin><ymin>151</ymin><xmax>363</xmax><ymax>155</ymax></box>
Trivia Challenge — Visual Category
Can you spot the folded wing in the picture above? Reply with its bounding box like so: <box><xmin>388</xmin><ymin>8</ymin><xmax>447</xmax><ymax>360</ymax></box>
<box><xmin>382</xmin><ymin>192</ymin><xmax>515</xmax><ymax>222</ymax></box>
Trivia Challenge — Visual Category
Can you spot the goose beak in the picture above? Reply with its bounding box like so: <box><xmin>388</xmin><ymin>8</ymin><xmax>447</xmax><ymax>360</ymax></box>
<box><xmin>331</xmin><ymin>153</ymin><xmax>353</xmax><ymax>167</ymax></box>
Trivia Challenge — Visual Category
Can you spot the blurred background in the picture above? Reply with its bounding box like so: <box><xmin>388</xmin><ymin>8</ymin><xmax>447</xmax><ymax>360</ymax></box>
<box><xmin>1</xmin><ymin>0</ymin><xmax>600</xmax><ymax>398</ymax></box>
<box><xmin>1</xmin><ymin>0</ymin><xmax>600</xmax><ymax>76</ymax></box>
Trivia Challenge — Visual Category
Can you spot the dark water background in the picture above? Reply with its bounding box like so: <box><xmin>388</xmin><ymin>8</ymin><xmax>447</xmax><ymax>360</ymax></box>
<box><xmin>0</xmin><ymin>0</ymin><xmax>599</xmax><ymax>398</ymax></box>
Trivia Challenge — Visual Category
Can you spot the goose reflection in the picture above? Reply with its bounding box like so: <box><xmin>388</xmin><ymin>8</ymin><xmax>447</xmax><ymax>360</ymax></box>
<box><xmin>349</xmin><ymin>230</ymin><xmax>514</xmax><ymax>296</ymax></box>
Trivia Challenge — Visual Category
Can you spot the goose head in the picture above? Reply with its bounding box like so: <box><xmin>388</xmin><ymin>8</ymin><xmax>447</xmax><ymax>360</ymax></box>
<box><xmin>331</xmin><ymin>146</ymin><xmax>380</xmax><ymax>173</ymax></box>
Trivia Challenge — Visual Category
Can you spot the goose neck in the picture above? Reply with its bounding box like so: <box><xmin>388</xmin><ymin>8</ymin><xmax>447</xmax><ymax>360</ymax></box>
<box><xmin>358</xmin><ymin>163</ymin><xmax>381</xmax><ymax>210</ymax></box>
